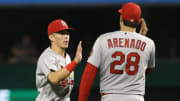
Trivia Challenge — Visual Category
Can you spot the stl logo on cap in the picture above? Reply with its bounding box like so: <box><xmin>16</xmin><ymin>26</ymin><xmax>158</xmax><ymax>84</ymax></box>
<box><xmin>61</xmin><ymin>20</ymin><xmax>67</xmax><ymax>27</ymax></box>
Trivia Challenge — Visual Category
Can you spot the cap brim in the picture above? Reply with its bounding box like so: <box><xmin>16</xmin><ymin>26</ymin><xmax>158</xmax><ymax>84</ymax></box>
<box><xmin>54</xmin><ymin>28</ymin><xmax>74</xmax><ymax>34</ymax></box>
<box><xmin>68</xmin><ymin>27</ymin><xmax>75</xmax><ymax>31</ymax></box>
<box><xmin>61</xmin><ymin>27</ymin><xmax>75</xmax><ymax>31</ymax></box>
<box><xmin>118</xmin><ymin>9</ymin><xmax>122</xmax><ymax>13</ymax></box>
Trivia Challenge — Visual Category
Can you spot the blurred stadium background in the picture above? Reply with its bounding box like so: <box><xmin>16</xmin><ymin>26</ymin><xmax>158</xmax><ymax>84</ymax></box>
<box><xmin>0</xmin><ymin>0</ymin><xmax>180</xmax><ymax>101</ymax></box>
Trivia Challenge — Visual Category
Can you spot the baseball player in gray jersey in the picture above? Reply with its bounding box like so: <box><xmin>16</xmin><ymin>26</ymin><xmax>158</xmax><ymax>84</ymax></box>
<box><xmin>79</xmin><ymin>2</ymin><xmax>155</xmax><ymax>101</ymax></box>
<box><xmin>36</xmin><ymin>19</ymin><xmax>82</xmax><ymax>101</ymax></box>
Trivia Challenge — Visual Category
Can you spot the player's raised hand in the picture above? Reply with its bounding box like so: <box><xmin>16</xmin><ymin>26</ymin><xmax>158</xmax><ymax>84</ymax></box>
<box><xmin>74</xmin><ymin>41</ymin><xmax>82</xmax><ymax>64</ymax></box>
<box><xmin>139</xmin><ymin>18</ymin><xmax>148</xmax><ymax>36</ymax></box>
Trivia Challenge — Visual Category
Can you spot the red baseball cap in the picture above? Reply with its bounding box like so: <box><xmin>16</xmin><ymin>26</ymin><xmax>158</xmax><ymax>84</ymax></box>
<box><xmin>118</xmin><ymin>2</ymin><xmax>141</xmax><ymax>23</ymax></box>
<box><xmin>48</xmin><ymin>19</ymin><xmax>72</xmax><ymax>36</ymax></box>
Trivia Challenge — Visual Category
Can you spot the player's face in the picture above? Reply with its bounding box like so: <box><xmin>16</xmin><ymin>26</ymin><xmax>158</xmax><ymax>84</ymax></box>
<box><xmin>53</xmin><ymin>30</ymin><xmax>70</xmax><ymax>49</ymax></box>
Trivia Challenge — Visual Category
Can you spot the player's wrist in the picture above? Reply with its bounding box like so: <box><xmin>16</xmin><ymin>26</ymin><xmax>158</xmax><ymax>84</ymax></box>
<box><xmin>74</xmin><ymin>58</ymin><xmax>80</xmax><ymax>64</ymax></box>
<box><xmin>66</xmin><ymin>60</ymin><xmax>77</xmax><ymax>72</ymax></box>
<box><xmin>74</xmin><ymin>58</ymin><xmax>77</xmax><ymax>63</ymax></box>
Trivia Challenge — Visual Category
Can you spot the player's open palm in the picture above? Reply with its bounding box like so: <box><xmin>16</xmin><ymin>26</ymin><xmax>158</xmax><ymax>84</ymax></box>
<box><xmin>74</xmin><ymin>41</ymin><xmax>82</xmax><ymax>64</ymax></box>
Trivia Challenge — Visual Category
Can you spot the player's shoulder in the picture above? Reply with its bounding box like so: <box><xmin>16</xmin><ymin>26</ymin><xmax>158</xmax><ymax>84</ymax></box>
<box><xmin>38</xmin><ymin>47</ymin><xmax>56</xmax><ymax>62</ymax></box>
<box><xmin>96</xmin><ymin>30</ymin><xmax>122</xmax><ymax>40</ymax></box>
<box><xmin>134</xmin><ymin>32</ymin><xmax>155</xmax><ymax>45</ymax></box>
<box><xmin>40</xmin><ymin>47</ymin><xmax>54</xmax><ymax>56</ymax></box>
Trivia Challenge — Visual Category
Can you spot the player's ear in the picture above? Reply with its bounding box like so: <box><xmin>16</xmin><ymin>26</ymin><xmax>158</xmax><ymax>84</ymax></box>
<box><xmin>49</xmin><ymin>33</ymin><xmax>56</xmax><ymax>42</ymax></box>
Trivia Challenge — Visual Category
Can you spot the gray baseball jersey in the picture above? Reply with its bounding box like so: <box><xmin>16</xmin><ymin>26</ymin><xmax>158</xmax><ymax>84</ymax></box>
<box><xmin>88</xmin><ymin>31</ymin><xmax>155</xmax><ymax>95</ymax></box>
<box><xmin>36</xmin><ymin>47</ymin><xmax>74</xmax><ymax>101</ymax></box>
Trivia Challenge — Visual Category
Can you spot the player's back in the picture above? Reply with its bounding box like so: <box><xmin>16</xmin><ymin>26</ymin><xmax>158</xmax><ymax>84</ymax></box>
<box><xmin>95</xmin><ymin>31</ymin><xmax>155</xmax><ymax>95</ymax></box>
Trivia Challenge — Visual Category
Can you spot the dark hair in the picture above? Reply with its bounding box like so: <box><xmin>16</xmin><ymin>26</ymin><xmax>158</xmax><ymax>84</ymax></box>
<box><xmin>55</xmin><ymin>30</ymin><xmax>70</xmax><ymax>35</ymax></box>
<box><xmin>123</xmin><ymin>19</ymin><xmax>139</xmax><ymax>28</ymax></box>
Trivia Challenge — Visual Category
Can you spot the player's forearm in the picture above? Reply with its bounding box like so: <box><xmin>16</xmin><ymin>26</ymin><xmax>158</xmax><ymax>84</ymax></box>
<box><xmin>48</xmin><ymin>60</ymin><xmax>77</xmax><ymax>85</ymax></box>
<box><xmin>48</xmin><ymin>68</ymin><xmax>70</xmax><ymax>85</ymax></box>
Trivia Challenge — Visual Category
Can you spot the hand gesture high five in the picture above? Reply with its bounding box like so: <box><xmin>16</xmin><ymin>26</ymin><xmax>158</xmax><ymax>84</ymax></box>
<box><xmin>74</xmin><ymin>41</ymin><xmax>83</xmax><ymax>64</ymax></box>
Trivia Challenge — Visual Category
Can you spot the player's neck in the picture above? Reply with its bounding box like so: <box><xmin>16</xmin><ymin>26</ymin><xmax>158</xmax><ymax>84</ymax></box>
<box><xmin>121</xmin><ymin>25</ymin><xmax>136</xmax><ymax>32</ymax></box>
<box><xmin>51</xmin><ymin>45</ymin><xmax>65</xmax><ymax>57</ymax></box>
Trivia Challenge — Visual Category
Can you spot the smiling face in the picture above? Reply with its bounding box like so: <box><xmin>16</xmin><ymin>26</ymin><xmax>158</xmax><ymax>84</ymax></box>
<box><xmin>49</xmin><ymin>30</ymin><xmax>70</xmax><ymax>49</ymax></box>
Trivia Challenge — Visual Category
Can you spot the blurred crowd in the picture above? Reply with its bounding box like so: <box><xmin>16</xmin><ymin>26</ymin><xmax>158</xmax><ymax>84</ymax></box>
<box><xmin>0</xmin><ymin>34</ymin><xmax>38</xmax><ymax>64</ymax></box>
<box><xmin>0</xmin><ymin>33</ymin><xmax>92</xmax><ymax>64</ymax></box>
<box><xmin>0</xmin><ymin>34</ymin><xmax>178</xmax><ymax>64</ymax></box>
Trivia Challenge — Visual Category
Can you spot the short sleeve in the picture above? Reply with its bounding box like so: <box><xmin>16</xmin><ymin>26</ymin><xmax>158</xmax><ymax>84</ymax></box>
<box><xmin>148</xmin><ymin>41</ymin><xmax>156</xmax><ymax>68</ymax></box>
<box><xmin>87</xmin><ymin>37</ymin><xmax>102</xmax><ymax>68</ymax></box>
<box><xmin>37</xmin><ymin>55</ymin><xmax>57</xmax><ymax>77</ymax></box>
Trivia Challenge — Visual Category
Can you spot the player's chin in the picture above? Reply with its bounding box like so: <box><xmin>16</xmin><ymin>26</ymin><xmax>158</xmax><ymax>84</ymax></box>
<box><xmin>62</xmin><ymin>45</ymin><xmax>69</xmax><ymax>49</ymax></box>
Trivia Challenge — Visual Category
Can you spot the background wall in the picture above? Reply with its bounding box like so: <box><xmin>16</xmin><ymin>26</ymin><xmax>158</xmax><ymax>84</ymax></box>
<box><xmin>0</xmin><ymin>0</ymin><xmax>180</xmax><ymax>101</ymax></box>
<box><xmin>0</xmin><ymin>5</ymin><xmax>179</xmax><ymax>60</ymax></box>
<box><xmin>0</xmin><ymin>62</ymin><xmax>180</xmax><ymax>101</ymax></box>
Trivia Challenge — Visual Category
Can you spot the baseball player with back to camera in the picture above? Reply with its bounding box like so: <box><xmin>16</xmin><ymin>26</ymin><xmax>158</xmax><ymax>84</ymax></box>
<box><xmin>36</xmin><ymin>19</ymin><xmax>82</xmax><ymax>101</ymax></box>
<box><xmin>78</xmin><ymin>2</ymin><xmax>155</xmax><ymax>101</ymax></box>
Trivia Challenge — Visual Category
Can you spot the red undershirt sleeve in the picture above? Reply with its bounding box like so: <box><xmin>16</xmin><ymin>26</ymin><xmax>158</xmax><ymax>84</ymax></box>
<box><xmin>78</xmin><ymin>63</ymin><xmax>98</xmax><ymax>101</ymax></box>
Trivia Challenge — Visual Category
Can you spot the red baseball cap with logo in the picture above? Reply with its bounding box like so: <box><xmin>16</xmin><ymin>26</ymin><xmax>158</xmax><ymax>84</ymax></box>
<box><xmin>118</xmin><ymin>2</ymin><xmax>141</xmax><ymax>23</ymax></box>
<box><xmin>48</xmin><ymin>19</ymin><xmax>73</xmax><ymax>36</ymax></box>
